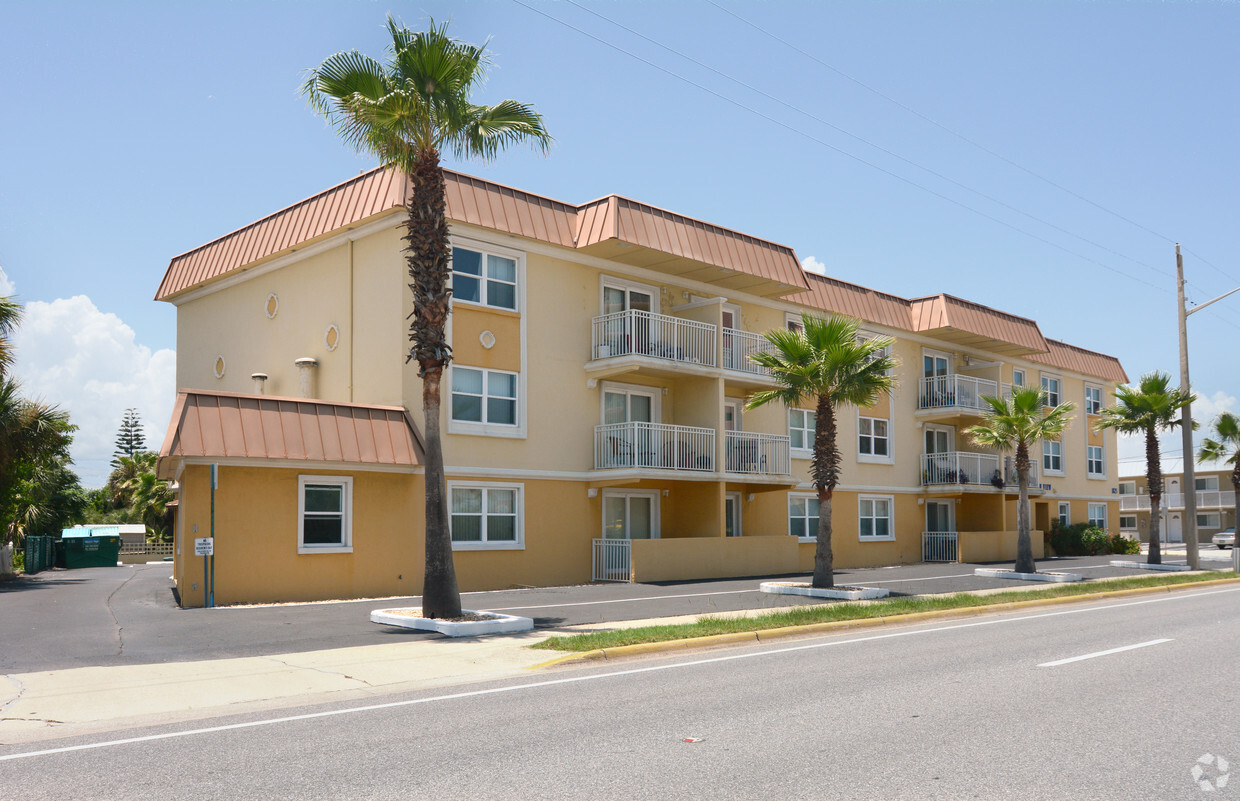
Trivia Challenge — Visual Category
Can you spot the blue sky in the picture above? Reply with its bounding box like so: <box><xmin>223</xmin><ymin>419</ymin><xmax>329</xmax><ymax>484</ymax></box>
<box><xmin>1</xmin><ymin>0</ymin><xmax>1237</xmax><ymax>486</ymax></box>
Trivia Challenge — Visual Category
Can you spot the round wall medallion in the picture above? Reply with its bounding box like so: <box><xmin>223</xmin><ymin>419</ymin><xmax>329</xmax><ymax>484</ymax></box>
<box><xmin>265</xmin><ymin>293</ymin><xmax>279</xmax><ymax>319</ymax></box>
<box><xmin>325</xmin><ymin>325</ymin><xmax>340</xmax><ymax>352</ymax></box>
<box><xmin>479</xmin><ymin>330</ymin><xmax>496</xmax><ymax>350</ymax></box>
<box><xmin>214</xmin><ymin>356</ymin><xmax>226</xmax><ymax>379</ymax></box>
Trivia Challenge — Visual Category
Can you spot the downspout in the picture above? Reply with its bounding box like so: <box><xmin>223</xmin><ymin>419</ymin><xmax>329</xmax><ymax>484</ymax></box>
<box><xmin>349</xmin><ymin>238</ymin><xmax>355</xmax><ymax>403</ymax></box>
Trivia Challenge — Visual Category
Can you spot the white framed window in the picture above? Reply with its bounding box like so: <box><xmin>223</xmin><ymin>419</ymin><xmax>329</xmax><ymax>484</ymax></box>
<box><xmin>1041</xmin><ymin>374</ymin><xmax>1062</xmax><ymax>407</ymax></box>
<box><xmin>1118</xmin><ymin>481</ymin><xmax>1136</xmax><ymax>495</ymax></box>
<box><xmin>1085</xmin><ymin>385</ymin><xmax>1103</xmax><ymax>415</ymax></box>
<box><xmin>785</xmin><ymin>312</ymin><xmax>804</xmax><ymax>332</ymax></box>
<box><xmin>298</xmin><ymin>476</ymin><xmax>353</xmax><ymax>554</ymax></box>
<box><xmin>448</xmin><ymin>482</ymin><xmax>523</xmax><ymax>550</ymax></box>
<box><xmin>1058</xmin><ymin>501</ymin><xmax>1070</xmax><ymax>527</ymax></box>
<box><xmin>1198</xmin><ymin>512</ymin><xmax>1221</xmax><ymax>529</ymax></box>
<box><xmin>789</xmin><ymin>408</ymin><xmax>816</xmax><ymax>455</ymax></box>
<box><xmin>451</xmin><ymin>245</ymin><xmax>518</xmax><ymax>311</ymax></box>
<box><xmin>1042</xmin><ymin>439</ymin><xmax>1064</xmax><ymax>475</ymax></box>
<box><xmin>788</xmin><ymin>493</ymin><xmax>819</xmax><ymax>540</ymax></box>
<box><xmin>1195</xmin><ymin>476</ymin><xmax>1220</xmax><ymax>492</ymax></box>
<box><xmin>858</xmin><ymin>495</ymin><xmax>894</xmax><ymax>541</ymax></box>
<box><xmin>603</xmin><ymin>490</ymin><xmax>660</xmax><ymax>540</ymax></box>
<box><xmin>1087</xmin><ymin>503</ymin><xmax>1107</xmax><ymax>529</ymax></box>
<box><xmin>450</xmin><ymin>366</ymin><xmax>518</xmax><ymax>427</ymax></box>
<box><xmin>1087</xmin><ymin>445</ymin><xmax>1105</xmax><ymax>478</ymax></box>
<box><xmin>857</xmin><ymin>331</ymin><xmax>894</xmax><ymax>376</ymax></box>
<box><xmin>1119</xmin><ymin>515</ymin><xmax>1138</xmax><ymax>530</ymax></box>
<box><xmin>858</xmin><ymin>416</ymin><xmax>891</xmax><ymax>461</ymax></box>
<box><xmin>1012</xmin><ymin>369</ymin><xmax>1025</xmax><ymax>387</ymax></box>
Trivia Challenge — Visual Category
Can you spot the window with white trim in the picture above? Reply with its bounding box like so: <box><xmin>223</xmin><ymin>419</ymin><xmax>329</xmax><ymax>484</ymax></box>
<box><xmin>1012</xmin><ymin>369</ymin><xmax>1025</xmax><ymax>387</ymax></box>
<box><xmin>858</xmin><ymin>495</ymin><xmax>894</xmax><ymax>541</ymax></box>
<box><xmin>1087</xmin><ymin>445</ymin><xmax>1105</xmax><ymax>478</ymax></box>
<box><xmin>1118</xmin><ymin>481</ymin><xmax>1136</xmax><ymax>495</ymax></box>
<box><xmin>858</xmin><ymin>416</ymin><xmax>890</xmax><ymax>459</ymax></box>
<box><xmin>1087</xmin><ymin>503</ymin><xmax>1107</xmax><ymax>529</ymax></box>
<box><xmin>1043</xmin><ymin>439</ymin><xmax>1064</xmax><ymax>474</ymax></box>
<box><xmin>451</xmin><ymin>246</ymin><xmax>518</xmax><ymax>310</ymax></box>
<box><xmin>451</xmin><ymin>366</ymin><xmax>517</xmax><ymax>426</ymax></box>
<box><xmin>1058</xmin><ymin>501</ymin><xmax>1070</xmax><ymax>527</ymax></box>
<box><xmin>1195</xmin><ymin>476</ymin><xmax>1219</xmax><ymax>491</ymax></box>
<box><xmin>1041</xmin><ymin>375</ymin><xmax>1062</xmax><ymax>407</ymax></box>
<box><xmin>788</xmin><ymin>494</ymin><xmax>819</xmax><ymax>540</ymax></box>
<box><xmin>1119</xmin><ymin>515</ymin><xmax>1138</xmax><ymax>530</ymax></box>
<box><xmin>857</xmin><ymin>332</ymin><xmax>894</xmax><ymax>376</ymax></box>
<box><xmin>1198</xmin><ymin>512</ymin><xmax>1221</xmax><ymax>529</ymax></box>
<box><xmin>449</xmin><ymin>483</ymin><xmax>523</xmax><ymax>549</ymax></box>
<box><xmin>298</xmin><ymin>476</ymin><xmax>352</xmax><ymax>553</ymax></box>
<box><xmin>789</xmin><ymin>408</ymin><xmax>816</xmax><ymax>454</ymax></box>
<box><xmin>1085</xmin><ymin>385</ymin><xmax>1103</xmax><ymax>415</ymax></box>
<box><xmin>785</xmin><ymin>313</ymin><xmax>804</xmax><ymax>333</ymax></box>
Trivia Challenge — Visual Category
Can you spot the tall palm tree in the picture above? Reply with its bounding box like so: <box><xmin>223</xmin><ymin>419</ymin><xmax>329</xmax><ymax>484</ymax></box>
<box><xmin>1198</xmin><ymin>411</ymin><xmax>1240</xmax><ymax>546</ymax></box>
<box><xmin>747</xmin><ymin>314</ymin><xmax>896</xmax><ymax>588</ymax></box>
<box><xmin>122</xmin><ymin>464</ymin><xmax>175</xmax><ymax>543</ymax></box>
<box><xmin>967</xmin><ymin>387</ymin><xmax>1075</xmax><ymax>575</ymax></box>
<box><xmin>0</xmin><ymin>297</ymin><xmax>21</xmax><ymax>378</ymax></box>
<box><xmin>304</xmin><ymin>17</ymin><xmax>551</xmax><ymax>618</ymax></box>
<box><xmin>1095</xmin><ymin>372</ymin><xmax>1194</xmax><ymax>565</ymax></box>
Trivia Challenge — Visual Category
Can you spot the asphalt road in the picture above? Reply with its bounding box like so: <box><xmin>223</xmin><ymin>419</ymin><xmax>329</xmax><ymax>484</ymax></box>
<box><xmin>3</xmin><ymin>583</ymin><xmax>1237</xmax><ymax>800</ymax></box>
<box><xmin>1</xmin><ymin>550</ymin><xmax>1230</xmax><ymax>673</ymax></box>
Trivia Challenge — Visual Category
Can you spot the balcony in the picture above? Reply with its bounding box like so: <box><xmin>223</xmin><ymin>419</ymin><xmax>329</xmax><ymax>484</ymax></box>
<box><xmin>1119</xmin><ymin>490</ymin><xmax>1236</xmax><ymax>512</ymax></box>
<box><xmin>722</xmin><ymin>328</ymin><xmax>775</xmax><ymax>379</ymax></box>
<box><xmin>594</xmin><ymin>421</ymin><xmax>714</xmax><ymax>472</ymax></box>
<box><xmin>724</xmin><ymin>431</ymin><xmax>791</xmax><ymax>476</ymax></box>
<box><xmin>922</xmin><ymin>452</ymin><xmax>1040</xmax><ymax>491</ymax></box>
<box><xmin>918</xmin><ymin>374</ymin><xmax>1000</xmax><ymax>418</ymax></box>
<box><xmin>588</xmin><ymin>310</ymin><xmax>776</xmax><ymax>384</ymax></box>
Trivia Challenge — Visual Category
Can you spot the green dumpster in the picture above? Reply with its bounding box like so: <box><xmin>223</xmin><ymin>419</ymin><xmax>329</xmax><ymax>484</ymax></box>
<box><xmin>61</xmin><ymin>526</ymin><xmax>122</xmax><ymax>569</ymax></box>
<box><xmin>24</xmin><ymin>535</ymin><xmax>54</xmax><ymax>574</ymax></box>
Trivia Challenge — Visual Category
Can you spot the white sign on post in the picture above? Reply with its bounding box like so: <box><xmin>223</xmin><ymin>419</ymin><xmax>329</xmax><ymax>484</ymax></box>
<box><xmin>194</xmin><ymin>537</ymin><xmax>214</xmax><ymax>557</ymax></box>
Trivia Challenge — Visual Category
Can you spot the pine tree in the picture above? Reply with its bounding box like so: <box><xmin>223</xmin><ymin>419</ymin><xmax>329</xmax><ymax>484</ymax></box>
<box><xmin>111</xmin><ymin>408</ymin><xmax>146</xmax><ymax>468</ymax></box>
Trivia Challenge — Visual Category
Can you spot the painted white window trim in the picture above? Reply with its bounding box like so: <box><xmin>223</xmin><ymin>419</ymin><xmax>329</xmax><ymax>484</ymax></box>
<box><xmin>448</xmin><ymin>237</ymin><xmax>525</xmax><ymax>313</ymax></box>
<box><xmin>1087</xmin><ymin>502</ymin><xmax>1108</xmax><ymax>529</ymax></box>
<box><xmin>447</xmin><ymin>364</ymin><xmax>525</xmax><ymax>439</ymax></box>
<box><xmin>789</xmin><ymin>407</ymin><xmax>816</xmax><ymax>459</ymax></box>
<box><xmin>1042</xmin><ymin>438</ymin><xmax>1065</xmax><ymax>476</ymax></box>
<box><xmin>1040</xmin><ymin>372</ymin><xmax>1063</xmax><ymax>407</ymax></box>
<box><xmin>600</xmin><ymin>274</ymin><xmax>661</xmax><ymax>315</ymax></box>
<box><xmin>1086</xmin><ymin>444</ymin><xmax>1106</xmax><ymax>479</ymax></box>
<box><xmin>726</xmin><ymin>491</ymin><xmax>743</xmax><ymax>537</ymax></box>
<box><xmin>1197</xmin><ymin>512</ymin><xmax>1221</xmax><ymax>529</ymax></box>
<box><xmin>858</xmin><ymin>494</ymin><xmax>896</xmax><ymax>542</ymax></box>
<box><xmin>788</xmin><ymin>491</ymin><xmax>820</xmax><ymax>542</ymax></box>
<box><xmin>447</xmin><ymin>481</ymin><xmax>524</xmax><ymax>551</ymax></box>
<box><xmin>785</xmin><ymin>311</ymin><xmax>804</xmax><ymax>331</ymax></box>
<box><xmin>1195</xmin><ymin>476</ymin><xmax>1220</xmax><ymax>492</ymax></box>
<box><xmin>297</xmin><ymin>475</ymin><xmax>353</xmax><ymax>555</ymax></box>
<box><xmin>1084</xmin><ymin>384</ymin><xmax>1103</xmax><ymax>415</ymax></box>
<box><xmin>1011</xmin><ymin>368</ymin><xmax>1026</xmax><ymax>387</ymax></box>
<box><xmin>600</xmin><ymin>489</ymin><xmax>662</xmax><ymax>540</ymax></box>
<box><xmin>858</xmin><ymin>330</ymin><xmax>894</xmax><ymax>376</ymax></box>
<box><xmin>600</xmin><ymin>380</ymin><xmax>663</xmax><ymax>424</ymax></box>
<box><xmin>1119</xmin><ymin>515</ymin><xmax>1138</xmax><ymax>530</ymax></box>
<box><xmin>1118</xmin><ymin>480</ymin><xmax>1136</xmax><ymax>495</ymax></box>
<box><xmin>857</xmin><ymin>412</ymin><xmax>894</xmax><ymax>464</ymax></box>
<box><xmin>1058</xmin><ymin>501</ymin><xmax>1071</xmax><ymax>526</ymax></box>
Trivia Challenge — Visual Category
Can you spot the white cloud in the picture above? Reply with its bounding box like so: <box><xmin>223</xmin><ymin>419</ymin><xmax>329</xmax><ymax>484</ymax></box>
<box><xmin>0</xmin><ymin>266</ymin><xmax>14</xmax><ymax>296</ymax></box>
<box><xmin>10</xmin><ymin>290</ymin><xmax>176</xmax><ymax>489</ymax></box>
<box><xmin>801</xmin><ymin>255</ymin><xmax>829</xmax><ymax>275</ymax></box>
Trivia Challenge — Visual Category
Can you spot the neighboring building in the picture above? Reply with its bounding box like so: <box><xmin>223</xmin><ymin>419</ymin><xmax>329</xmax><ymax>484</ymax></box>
<box><xmin>156</xmin><ymin>167</ymin><xmax>1127</xmax><ymax>606</ymax></box>
<box><xmin>1117</xmin><ymin>457</ymin><xmax>1236</xmax><ymax>544</ymax></box>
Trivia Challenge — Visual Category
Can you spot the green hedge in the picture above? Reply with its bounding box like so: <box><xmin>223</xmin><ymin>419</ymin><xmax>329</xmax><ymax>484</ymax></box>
<box><xmin>1047</xmin><ymin>522</ymin><xmax>1139</xmax><ymax>556</ymax></box>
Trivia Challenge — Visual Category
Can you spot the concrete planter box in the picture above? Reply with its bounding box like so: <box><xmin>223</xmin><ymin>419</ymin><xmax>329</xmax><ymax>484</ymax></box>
<box><xmin>760</xmin><ymin>582</ymin><xmax>890</xmax><ymax>600</ymax></box>
<box><xmin>1108</xmin><ymin>560</ymin><xmax>1192</xmax><ymax>572</ymax></box>
<box><xmin>371</xmin><ymin>608</ymin><xmax>534</xmax><ymax>637</ymax></box>
<box><xmin>974</xmin><ymin>568</ymin><xmax>1083</xmax><ymax>583</ymax></box>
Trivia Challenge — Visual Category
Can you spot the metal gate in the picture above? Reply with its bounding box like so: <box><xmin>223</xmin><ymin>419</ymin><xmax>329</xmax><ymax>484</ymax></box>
<box><xmin>922</xmin><ymin>531</ymin><xmax>958</xmax><ymax>563</ymax></box>
<box><xmin>592</xmin><ymin>538</ymin><xmax>632</xmax><ymax>582</ymax></box>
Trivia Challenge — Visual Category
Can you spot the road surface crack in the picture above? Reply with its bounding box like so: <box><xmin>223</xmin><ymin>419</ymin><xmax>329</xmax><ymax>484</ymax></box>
<box><xmin>261</xmin><ymin>657</ymin><xmax>374</xmax><ymax>687</ymax></box>
<box><xmin>104</xmin><ymin>570</ymin><xmax>140</xmax><ymax>657</ymax></box>
<box><xmin>0</xmin><ymin>716</ymin><xmax>64</xmax><ymax>725</ymax></box>
<box><xmin>0</xmin><ymin>675</ymin><xmax>26</xmax><ymax>714</ymax></box>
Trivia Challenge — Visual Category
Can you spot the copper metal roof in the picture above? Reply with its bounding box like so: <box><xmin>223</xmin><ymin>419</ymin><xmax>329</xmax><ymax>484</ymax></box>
<box><xmin>156</xmin><ymin>167</ymin><xmax>808</xmax><ymax>301</ymax></box>
<box><xmin>157</xmin><ymin>390</ymin><xmax>423</xmax><ymax>479</ymax></box>
<box><xmin>1026</xmin><ymin>339</ymin><xmax>1129</xmax><ymax>384</ymax></box>
<box><xmin>908</xmin><ymin>294</ymin><xmax>1048</xmax><ymax>357</ymax></box>
<box><xmin>787</xmin><ymin>272</ymin><xmax>915</xmax><ymax>332</ymax></box>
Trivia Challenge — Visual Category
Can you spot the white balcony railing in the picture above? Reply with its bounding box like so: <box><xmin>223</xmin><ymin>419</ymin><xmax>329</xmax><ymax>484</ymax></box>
<box><xmin>594</xmin><ymin>421</ymin><xmax>715</xmax><ymax>472</ymax></box>
<box><xmin>923</xmin><ymin>531</ymin><xmax>958</xmax><ymax>562</ymax></box>
<box><xmin>919</xmin><ymin>374</ymin><xmax>1000</xmax><ymax>412</ymax></box>
<box><xmin>1120</xmin><ymin>490</ymin><xmax>1236</xmax><ymax>511</ymax></box>
<box><xmin>591</xmin><ymin>309</ymin><xmax>716</xmax><ymax>367</ymax></box>
<box><xmin>722</xmin><ymin>328</ymin><xmax>775</xmax><ymax>376</ymax></box>
<box><xmin>592</xmin><ymin>538</ymin><xmax>631</xmax><ymax>582</ymax></box>
<box><xmin>921</xmin><ymin>451</ymin><xmax>1002</xmax><ymax>487</ymax></box>
<box><xmin>1003</xmin><ymin>456</ymin><xmax>1039</xmax><ymax>488</ymax></box>
<box><xmin>724</xmin><ymin>431</ymin><xmax>791</xmax><ymax>476</ymax></box>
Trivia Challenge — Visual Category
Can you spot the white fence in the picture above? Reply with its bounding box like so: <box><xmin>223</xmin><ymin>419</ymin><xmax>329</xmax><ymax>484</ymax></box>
<box><xmin>918</xmin><ymin>374</ymin><xmax>1000</xmax><ymax>411</ymax></box>
<box><xmin>921</xmin><ymin>452</ymin><xmax>1002</xmax><ymax>487</ymax></box>
<box><xmin>1120</xmin><ymin>490</ymin><xmax>1236</xmax><ymax>511</ymax></box>
<box><xmin>591</xmin><ymin>309</ymin><xmax>716</xmax><ymax>366</ymax></box>
<box><xmin>722</xmin><ymin>328</ymin><xmax>775</xmax><ymax>376</ymax></box>
<box><xmin>923</xmin><ymin>531</ymin><xmax>958</xmax><ymax>562</ymax></box>
<box><xmin>724</xmin><ymin>431</ymin><xmax>791</xmax><ymax>476</ymax></box>
<box><xmin>594</xmin><ymin>421</ymin><xmax>715</xmax><ymax>471</ymax></box>
<box><xmin>592</xmin><ymin>538</ymin><xmax>631</xmax><ymax>582</ymax></box>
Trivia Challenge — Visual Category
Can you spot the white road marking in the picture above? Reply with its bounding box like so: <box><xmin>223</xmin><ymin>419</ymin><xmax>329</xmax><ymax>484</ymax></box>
<box><xmin>1037</xmin><ymin>638</ymin><xmax>1173</xmax><ymax>667</ymax></box>
<box><xmin>2</xmin><ymin>584</ymin><xmax>1235</xmax><ymax>763</ymax></box>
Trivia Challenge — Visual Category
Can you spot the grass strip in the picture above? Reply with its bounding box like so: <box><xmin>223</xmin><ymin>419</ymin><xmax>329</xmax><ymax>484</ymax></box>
<box><xmin>530</xmin><ymin>570</ymin><xmax>1236</xmax><ymax>652</ymax></box>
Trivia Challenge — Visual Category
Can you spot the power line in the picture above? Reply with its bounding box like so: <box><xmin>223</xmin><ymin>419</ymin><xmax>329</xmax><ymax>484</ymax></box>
<box><xmin>1183</xmin><ymin>246</ymin><xmax>1240</xmax><ymax>287</ymax></box>
<box><xmin>508</xmin><ymin>0</ymin><xmax>1168</xmax><ymax>293</ymax></box>
<box><xmin>561</xmin><ymin>0</ymin><xmax>1170</xmax><ymax>284</ymax></box>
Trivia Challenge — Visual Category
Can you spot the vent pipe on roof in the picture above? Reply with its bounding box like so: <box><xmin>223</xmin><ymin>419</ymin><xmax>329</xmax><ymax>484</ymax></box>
<box><xmin>294</xmin><ymin>358</ymin><xmax>318</xmax><ymax>399</ymax></box>
<box><xmin>251</xmin><ymin>373</ymin><xmax>268</xmax><ymax>395</ymax></box>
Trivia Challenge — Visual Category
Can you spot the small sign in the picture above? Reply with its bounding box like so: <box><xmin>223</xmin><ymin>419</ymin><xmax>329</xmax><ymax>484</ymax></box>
<box><xmin>194</xmin><ymin>537</ymin><xmax>214</xmax><ymax>557</ymax></box>
<box><xmin>84</xmin><ymin>538</ymin><xmax>99</xmax><ymax>551</ymax></box>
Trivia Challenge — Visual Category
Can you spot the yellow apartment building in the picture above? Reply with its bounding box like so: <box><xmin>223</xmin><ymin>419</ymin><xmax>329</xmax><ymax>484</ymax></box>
<box><xmin>1118</xmin><ymin>457</ymin><xmax>1236</xmax><ymax>544</ymax></box>
<box><xmin>156</xmin><ymin>168</ymin><xmax>1127</xmax><ymax>606</ymax></box>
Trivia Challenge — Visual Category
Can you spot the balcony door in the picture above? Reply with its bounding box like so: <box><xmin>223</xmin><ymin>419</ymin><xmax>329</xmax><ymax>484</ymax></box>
<box><xmin>601</xmin><ymin>280</ymin><xmax>656</xmax><ymax>357</ymax></box>
<box><xmin>925</xmin><ymin>425</ymin><xmax>953</xmax><ymax>455</ymax></box>
<box><xmin>603</xmin><ymin>491</ymin><xmax>659</xmax><ymax>540</ymax></box>
<box><xmin>924</xmin><ymin>425</ymin><xmax>954</xmax><ymax>484</ymax></box>
<box><xmin>722</xmin><ymin>304</ymin><xmax>742</xmax><ymax>370</ymax></box>
<box><xmin>926</xmin><ymin>501</ymin><xmax>954</xmax><ymax>533</ymax></box>
<box><xmin>725</xmin><ymin>492</ymin><xmax>743</xmax><ymax>537</ymax></box>
<box><xmin>602</xmin><ymin>383</ymin><xmax>659</xmax><ymax>468</ymax></box>
<box><xmin>922</xmin><ymin>350</ymin><xmax>952</xmax><ymax>407</ymax></box>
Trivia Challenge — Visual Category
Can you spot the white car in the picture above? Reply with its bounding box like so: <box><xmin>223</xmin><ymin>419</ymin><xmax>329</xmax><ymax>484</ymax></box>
<box><xmin>1213</xmin><ymin>528</ymin><xmax>1235</xmax><ymax>549</ymax></box>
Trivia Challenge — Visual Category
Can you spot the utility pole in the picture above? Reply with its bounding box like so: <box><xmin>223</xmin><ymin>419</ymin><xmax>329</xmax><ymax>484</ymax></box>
<box><xmin>1177</xmin><ymin>244</ymin><xmax>1240</xmax><ymax>570</ymax></box>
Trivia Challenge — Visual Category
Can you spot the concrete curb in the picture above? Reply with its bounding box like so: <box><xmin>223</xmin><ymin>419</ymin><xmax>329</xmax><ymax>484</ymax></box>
<box><xmin>529</xmin><ymin>576</ymin><xmax>1240</xmax><ymax>669</ymax></box>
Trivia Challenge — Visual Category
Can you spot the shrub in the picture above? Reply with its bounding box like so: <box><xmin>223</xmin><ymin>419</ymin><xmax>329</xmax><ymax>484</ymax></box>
<box><xmin>1080</xmin><ymin>526</ymin><xmax>1111</xmax><ymax>555</ymax></box>
<box><xmin>1109</xmin><ymin>533</ymin><xmax>1140</xmax><ymax>554</ymax></box>
<box><xmin>1050</xmin><ymin>522</ymin><xmax>1091</xmax><ymax>556</ymax></box>
<box><xmin>13</xmin><ymin>550</ymin><xmax>24</xmax><ymax>572</ymax></box>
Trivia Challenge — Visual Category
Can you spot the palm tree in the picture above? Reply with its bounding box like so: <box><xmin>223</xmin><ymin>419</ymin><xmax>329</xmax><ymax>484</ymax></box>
<box><xmin>1198</xmin><ymin>411</ymin><xmax>1240</xmax><ymax>547</ymax></box>
<box><xmin>304</xmin><ymin>17</ymin><xmax>551</xmax><ymax>618</ymax></box>
<box><xmin>122</xmin><ymin>465</ymin><xmax>176</xmax><ymax>543</ymax></box>
<box><xmin>0</xmin><ymin>297</ymin><xmax>21</xmax><ymax>378</ymax></box>
<box><xmin>967</xmin><ymin>387</ymin><xmax>1075</xmax><ymax>575</ymax></box>
<box><xmin>1095</xmin><ymin>372</ymin><xmax>1194</xmax><ymax>565</ymax></box>
<box><xmin>746</xmin><ymin>313</ymin><xmax>896</xmax><ymax>588</ymax></box>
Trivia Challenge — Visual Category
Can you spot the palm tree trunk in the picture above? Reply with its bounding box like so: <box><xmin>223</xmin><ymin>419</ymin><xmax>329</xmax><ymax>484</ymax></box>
<box><xmin>1145</xmin><ymin>428</ymin><xmax>1162</xmax><ymax>566</ymax></box>
<box><xmin>812</xmin><ymin>396</ymin><xmax>839</xmax><ymax>589</ymax></box>
<box><xmin>1232</xmin><ymin>469</ymin><xmax>1240</xmax><ymax>554</ymax></box>
<box><xmin>403</xmin><ymin>149</ymin><xmax>461</xmax><ymax>619</ymax></box>
<box><xmin>1014</xmin><ymin>441</ymin><xmax>1035</xmax><ymax>575</ymax></box>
